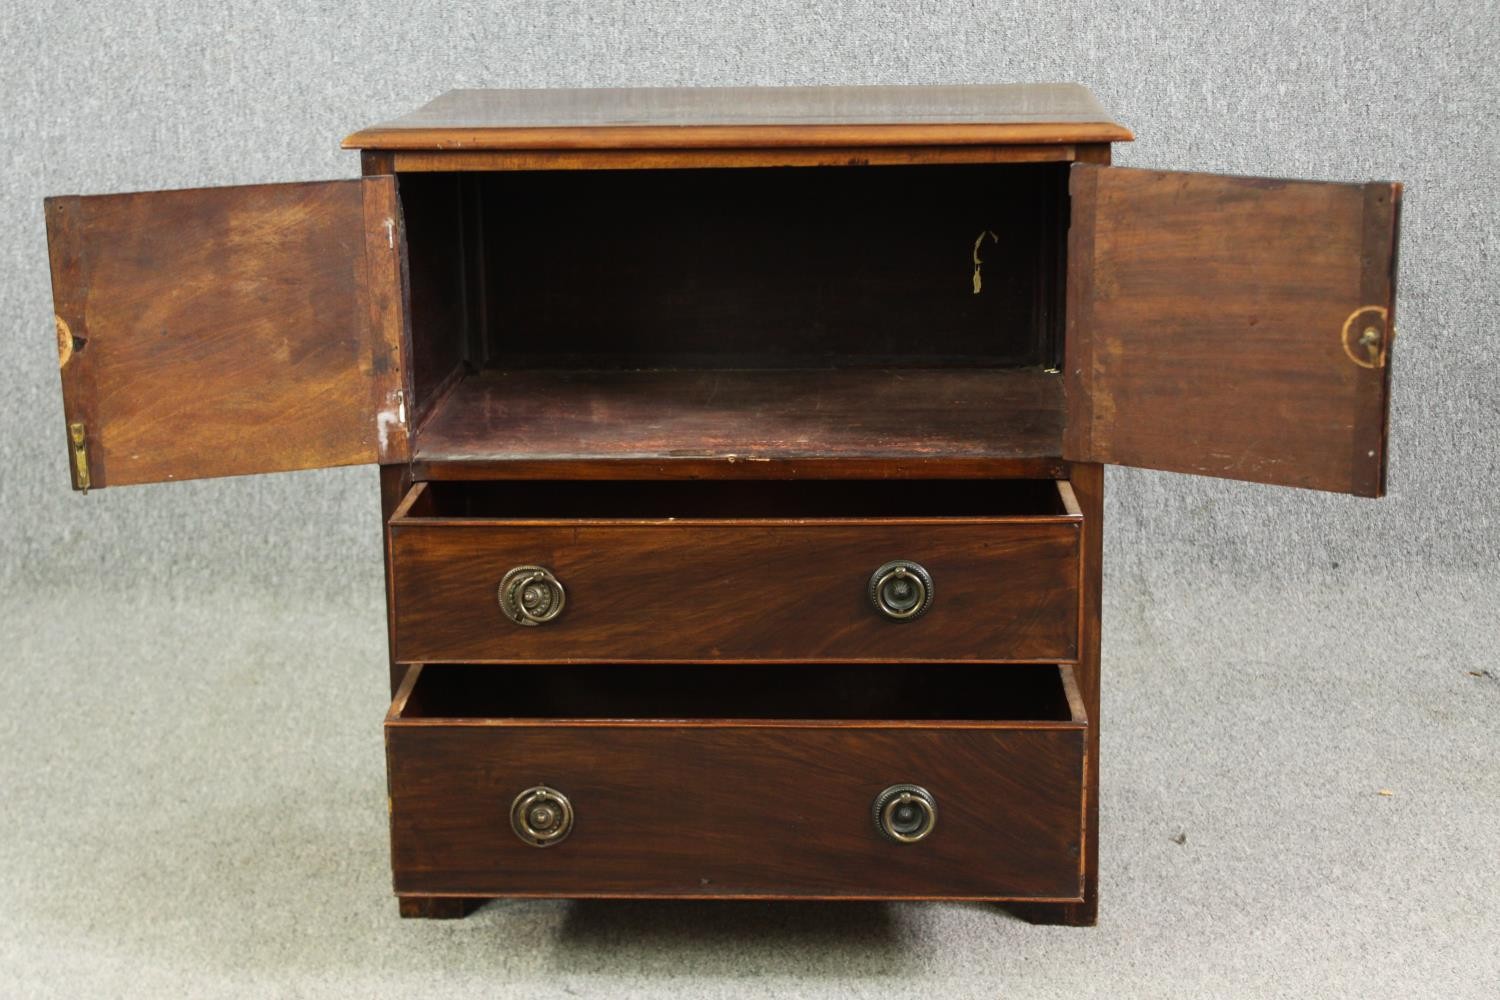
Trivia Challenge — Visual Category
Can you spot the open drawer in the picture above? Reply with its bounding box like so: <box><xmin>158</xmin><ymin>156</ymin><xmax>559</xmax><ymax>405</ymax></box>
<box><xmin>388</xmin><ymin>479</ymin><xmax>1082</xmax><ymax>663</ymax></box>
<box><xmin>386</xmin><ymin>662</ymin><xmax>1087</xmax><ymax>900</ymax></box>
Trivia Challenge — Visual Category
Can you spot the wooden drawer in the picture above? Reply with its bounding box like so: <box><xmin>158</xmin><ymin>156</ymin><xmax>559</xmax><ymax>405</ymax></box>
<box><xmin>386</xmin><ymin>663</ymin><xmax>1087</xmax><ymax>900</ymax></box>
<box><xmin>389</xmin><ymin>480</ymin><xmax>1081</xmax><ymax>662</ymax></box>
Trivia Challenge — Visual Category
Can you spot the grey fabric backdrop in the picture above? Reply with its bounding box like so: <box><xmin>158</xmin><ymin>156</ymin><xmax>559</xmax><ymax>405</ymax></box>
<box><xmin>2</xmin><ymin>0</ymin><xmax>1496</xmax><ymax>596</ymax></box>
<box><xmin>1</xmin><ymin>3</ymin><xmax>1496</xmax><ymax>998</ymax></box>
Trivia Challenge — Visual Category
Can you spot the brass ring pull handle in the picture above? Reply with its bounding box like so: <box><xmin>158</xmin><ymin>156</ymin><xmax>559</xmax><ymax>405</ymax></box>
<box><xmin>499</xmin><ymin>565</ymin><xmax>566</xmax><ymax>626</ymax></box>
<box><xmin>869</xmin><ymin>560</ymin><xmax>934</xmax><ymax>622</ymax></box>
<box><xmin>510</xmin><ymin>786</ymin><xmax>574</xmax><ymax>847</ymax></box>
<box><xmin>873</xmin><ymin>784</ymin><xmax>938</xmax><ymax>844</ymax></box>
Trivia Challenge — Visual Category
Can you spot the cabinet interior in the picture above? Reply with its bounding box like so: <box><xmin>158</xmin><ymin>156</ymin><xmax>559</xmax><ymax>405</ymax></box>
<box><xmin>396</xmin><ymin>663</ymin><xmax>1077</xmax><ymax>723</ymax></box>
<box><xmin>398</xmin><ymin>162</ymin><xmax>1069</xmax><ymax>465</ymax></box>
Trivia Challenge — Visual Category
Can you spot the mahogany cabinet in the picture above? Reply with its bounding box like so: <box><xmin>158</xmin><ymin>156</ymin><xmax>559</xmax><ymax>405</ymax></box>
<box><xmin>42</xmin><ymin>84</ymin><xmax>1400</xmax><ymax>924</ymax></box>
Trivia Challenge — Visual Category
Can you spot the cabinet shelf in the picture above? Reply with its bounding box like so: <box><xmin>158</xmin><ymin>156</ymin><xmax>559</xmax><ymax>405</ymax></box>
<box><xmin>410</xmin><ymin>368</ymin><xmax>1065</xmax><ymax>480</ymax></box>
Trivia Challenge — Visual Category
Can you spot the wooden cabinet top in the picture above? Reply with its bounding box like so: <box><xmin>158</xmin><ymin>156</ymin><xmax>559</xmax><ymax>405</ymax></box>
<box><xmin>343</xmin><ymin>83</ymin><xmax>1133</xmax><ymax>150</ymax></box>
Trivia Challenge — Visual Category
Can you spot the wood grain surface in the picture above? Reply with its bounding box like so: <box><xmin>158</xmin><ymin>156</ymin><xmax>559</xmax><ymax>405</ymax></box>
<box><xmin>345</xmin><ymin>84</ymin><xmax>1131</xmax><ymax>150</ymax></box>
<box><xmin>45</xmin><ymin>178</ymin><xmax>408</xmax><ymax>488</ymax></box>
<box><xmin>386</xmin><ymin>664</ymin><xmax>1086</xmax><ymax>899</ymax></box>
<box><xmin>389</xmin><ymin>144</ymin><xmax>1080</xmax><ymax>172</ymax></box>
<box><xmin>1064</xmin><ymin>165</ymin><xmax>1400</xmax><ymax>496</ymax></box>
<box><xmin>389</xmin><ymin>484</ymin><xmax>1081</xmax><ymax>663</ymax></box>
<box><xmin>412</xmin><ymin>369</ymin><xmax>1066</xmax><ymax>478</ymax></box>
<box><xmin>1007</xmin><ymin>144</ymin><xmax>1113</xmax><ymax>928</ymax></box>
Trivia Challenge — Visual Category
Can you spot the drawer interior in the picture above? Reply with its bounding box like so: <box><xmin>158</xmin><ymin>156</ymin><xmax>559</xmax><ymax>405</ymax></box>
<box><xmin>391</xmin><ymin>663</ymin><xmax>1085</xmax><ymax>726</ymax></box>
<box><xmin>394</xmin><ymin>478</ymin><xmax>1077</xmax><ymax>521</ymax></box>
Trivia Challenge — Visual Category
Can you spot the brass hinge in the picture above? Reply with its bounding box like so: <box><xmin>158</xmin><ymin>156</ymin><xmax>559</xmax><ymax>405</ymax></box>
<box><xmin>68</xmin><ymin>421</ymin><xmax>90</xmax><ymax>494</ymax></box>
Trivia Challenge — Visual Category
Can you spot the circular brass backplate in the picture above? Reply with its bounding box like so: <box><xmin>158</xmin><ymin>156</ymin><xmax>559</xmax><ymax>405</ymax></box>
<box><xmin>869</xmin><ymin>560</ymin><xmax>934</xmax><ymax>622</ymax></box>
<box><xmin>510</xmin><ymin>786</ymin><xmax>574</xmax><ymax>847</ymax></box>
<box><xmin>499</xmin><ymin>565</ymin><xmax>566</xmax><ymax>626</ymax></box>
<box><xmin>1341</xmin><ymin>304</ymin><xmax>1390</xmax><ymax>369</ymax></box>
<box><xmin>873</xmin><ymin>783</ymin><xmax>938</xmax><ymax>843</ymax></box>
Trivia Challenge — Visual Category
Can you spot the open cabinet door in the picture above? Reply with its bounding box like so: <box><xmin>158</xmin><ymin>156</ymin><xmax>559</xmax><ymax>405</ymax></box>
<box><xmin>1064</xmin><ymin>165</ymin><xmax>1399</xmax><ymax>496</ymax></box>
<box><xmin>46</xmin><ymin>178</ymin><xmax>408</xmax><ymax>490</ymax></box>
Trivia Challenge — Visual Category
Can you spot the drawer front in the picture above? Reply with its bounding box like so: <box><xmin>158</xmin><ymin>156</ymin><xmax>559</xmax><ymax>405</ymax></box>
<box><xmin>387</xmin><ymin>721</ymin><xmax>1085</xmax><ymax>899</ymax></box>
<box><xmin>391</xmin><ymin>520</ymin><xmax>1079</xmax><ymax>662</ymax></box>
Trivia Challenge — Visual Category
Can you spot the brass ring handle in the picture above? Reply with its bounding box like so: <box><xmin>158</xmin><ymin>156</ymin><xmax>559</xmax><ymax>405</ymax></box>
<box><xmin>499</xmin><ymin>565</ymin><xmax>566</xmax><ymax>626</ymax></box>
<box><xmin>869</xmin><ymin>560</ymin><xmax>934</xmax><ymax>622</ymax></box>
<box><xmin>873</xmin><ymin>784</ymin><xmax>938</xmax><ymax>843</ymax></box>
<box><xmin>510</xmin><ymin>786</ymin><xmax>574</xmax><ymax>847</ymax></box>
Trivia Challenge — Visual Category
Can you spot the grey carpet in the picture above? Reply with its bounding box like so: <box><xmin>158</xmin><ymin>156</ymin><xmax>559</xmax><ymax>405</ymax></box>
<box><xmin>1</xmin><ymin>2</ymin><xmax>1497</xmax><ymax>997</ymax></box>
<box><xmin>3</xmin><ymin>560</ymin><xmax>1494</xmax><ymax>998</ymax></box>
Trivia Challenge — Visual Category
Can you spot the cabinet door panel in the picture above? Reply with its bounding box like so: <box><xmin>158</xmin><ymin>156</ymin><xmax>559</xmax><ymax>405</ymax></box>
<box><xmin>1064</xmin><ymin>165</ymin><xmax>1399</xmax><ymax>496</ymax></box>
<box><xmin>46</xmin><ymin>177</ymin><xmax>408</xmax><ymax>490</ymax></box>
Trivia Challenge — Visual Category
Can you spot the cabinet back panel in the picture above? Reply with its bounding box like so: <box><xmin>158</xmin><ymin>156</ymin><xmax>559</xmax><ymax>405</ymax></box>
<box><xmin>475</xmin><ymin>164</ymin><xmax>1063</xmax><ymax>368</ymax></box>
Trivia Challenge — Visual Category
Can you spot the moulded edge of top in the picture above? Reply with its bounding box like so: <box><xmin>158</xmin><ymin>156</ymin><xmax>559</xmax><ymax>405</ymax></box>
<box><xmin>341</xmin><ymin>83</ymin><xmax>1133</xmax><ymax>151</ymax></box>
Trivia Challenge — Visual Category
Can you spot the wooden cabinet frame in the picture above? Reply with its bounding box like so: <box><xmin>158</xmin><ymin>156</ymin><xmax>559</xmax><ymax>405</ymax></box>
<box><xmin>40</xmin><ymin>85</ymin><xmax>1402</xmax><ymax>927</ymax></box>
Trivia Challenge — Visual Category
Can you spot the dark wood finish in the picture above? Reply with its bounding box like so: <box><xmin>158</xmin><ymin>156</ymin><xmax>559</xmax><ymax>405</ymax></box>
<box><xmin>360</xmin><ymin>177</ymin><xmax>411</xmax><ymax>464</ymax></box>
<box><xmin>398</xmin><ymin>896</ymin><xmax>482</xmax><ymax>919</ymax></box>
<box><xmin>412</xmin><ymin>454</ymin><xmax>1069</xmax><ymax>483</ymax></box>
<box><xmin>45</xmin><ymin>178</ymin><xmax>408</xmax><ymax>488</ymax></box>
<box><xmin>1068</xmin><ymin>144</ymin><xmax>1113</xmax><ymax>928</ymax></box>
<box><xmin>1064</xmin><ymin>164</ymin><xmax>1401</xmax><ymax>496</ymax></box>
<box><xmin>392</xmin><ymin>174</ymin><xmax>471</xmax><ymax>424</ymax></box>
<box><xmin>361</xmin><ymin>150</ymin><xmax>396</xmax><ymax>175</ymax></box>
<box><xmin>386</xmin><ymin>663</ymin><xmax>1086</xmax><ymax>899</ymax></box>
<box><xmin>1007</xmin><ymin>462</ymin><xmax>1104</xmax><ymax>927</ymax></box>
<box><xmin>1072</xmin><ymin>460</ymin><xmax>1105</xmax><ymax>922</ymax></box>
<box><xmin>473</xmin><ymin>164</ymin><xmax>1063</xmax><ymax>370</ymax></box>
<box><xmin>37</xmin><ymin>85</ymin><xmax>1406</xmax><ymax>924</ymax></box>
<box><xmin>388</xmin><ymin>480</ymin><xmax>1081</xmax><ymax>663</ymax></box>
<box><xmin>380</xmin><ymin>463</ymin><xmax>413</xmax><ymax>696</ymax></box>
<box><xmin>345</xmin><ymin>84</ymin><xmax>1132</xmax><ymax>151</ymax></box>
<box><xmin>411</xmin><ymin>369</ymin><xmax>1065</xmax><ymax>477</ymax></box>
<box><xmin>391</xmin><ymin>144</ymin><xmax>1079</xmax><ymax>172</ymax></box>
<box><xmin>369</xmin><ymin>150</ymin><xmax>418</xmax><ymax>698</ymax></box>
<box><xmin>1008</xmin><ymin>142</ymin><xmax>1112</xmax><ymax>928</ymax></box>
